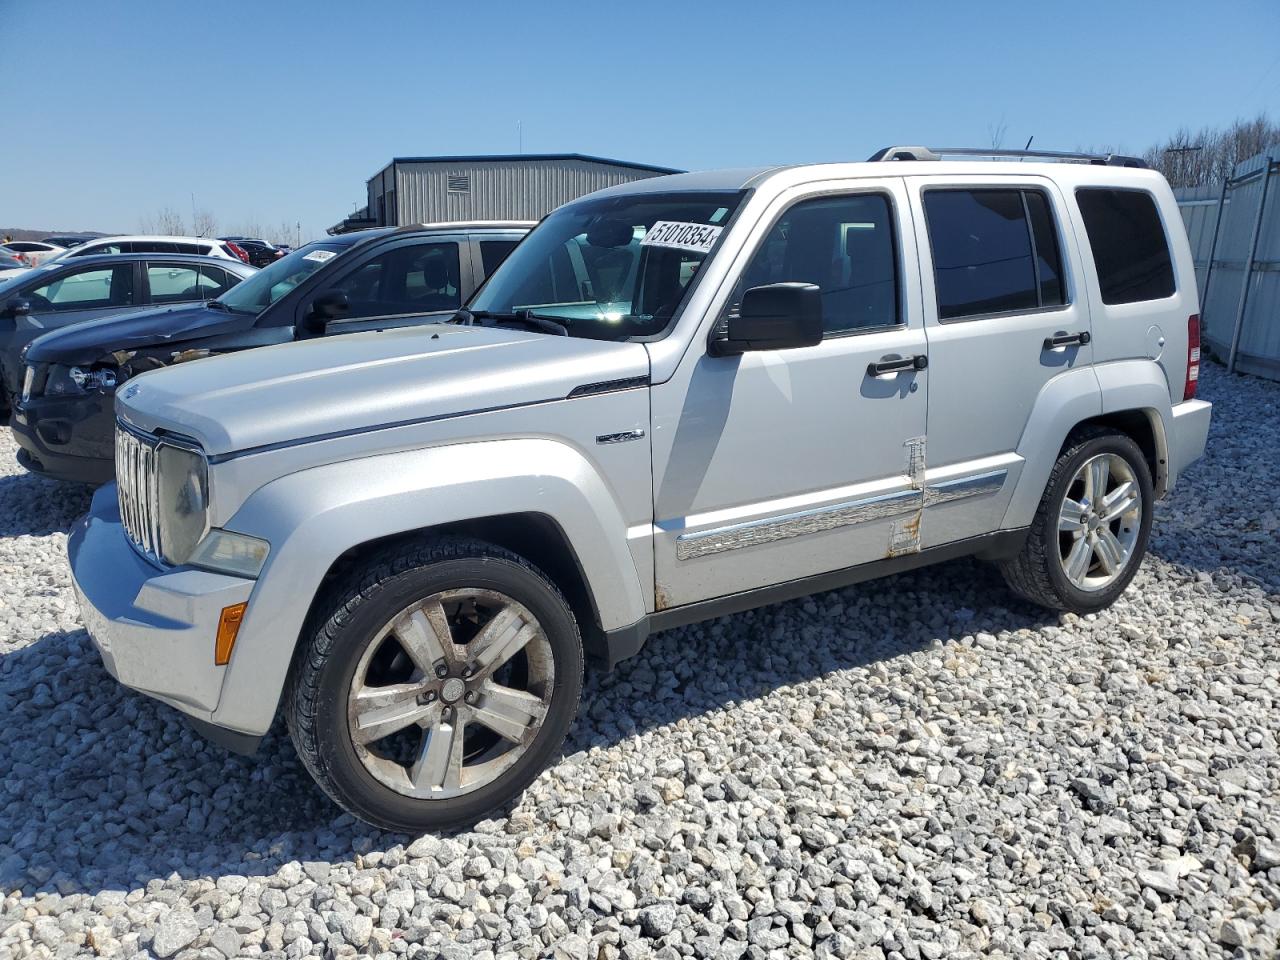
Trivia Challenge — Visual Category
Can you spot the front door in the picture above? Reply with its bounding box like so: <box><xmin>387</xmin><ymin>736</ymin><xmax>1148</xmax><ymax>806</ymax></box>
<box><xmin>906</xmin><ymin>176</ymin><xmax>1096</xmax><ymax>547</ymax></box>
<box><xmin>650</xmin><ymin>178</ymin><xmax>930</xmax><ymax>609</ymax></box>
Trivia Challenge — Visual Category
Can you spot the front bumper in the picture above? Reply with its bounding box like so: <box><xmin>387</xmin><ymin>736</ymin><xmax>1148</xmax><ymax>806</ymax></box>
<box><xmin>1168</xmin><ymin>398</ymin><xmax>1212</xmax><ymax>487</ymax></box>
<box><xmin>68</xmin><ymin>483</ymin><xmax>257</xmax><ymax>734</ymax></box>
<box><xmin>11</xmin><ymin>391</ymin><xmax>116</xmax><ymax>484</ymax></box>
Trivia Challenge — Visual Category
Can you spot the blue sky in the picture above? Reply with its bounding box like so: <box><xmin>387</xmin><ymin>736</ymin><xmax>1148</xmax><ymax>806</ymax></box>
<box><xmin>2</xmin><ymin>0</ymin><xmax>1277</xmax><ymax>239</ymax></box>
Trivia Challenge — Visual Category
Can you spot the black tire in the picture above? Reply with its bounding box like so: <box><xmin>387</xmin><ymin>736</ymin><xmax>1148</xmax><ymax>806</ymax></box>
<box><xmin>286</xmin><ymin>536</ymin><xmax>582</xmax><ymax>833</ymax></box>
<box><xmin>1000</xmin><ymin>426</ymin><xmax>1153</xmax><ymax>613</ymax></box>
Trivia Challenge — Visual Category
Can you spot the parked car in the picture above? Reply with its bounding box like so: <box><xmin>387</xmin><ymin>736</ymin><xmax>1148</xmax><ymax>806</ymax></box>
<box><xmin>0</xmin><ymin>253</ymin><xmax>255</xmax><ymax>422</ymax></box>
<box><xmin>66</xmin><ymin>148</ymin><xmax>1212</xmax><ymax>831</ymax></box>
<box><xmin>13</xmin><ymin>222</ymin><xmax>529</xmax><ymax>481</ymax></box>
<box><xmin>219</xmin><ymin>236</ymin><xmax>285</xmax><ymax>268</ymax></box>
<box><xmin>56</xmin><ymin>235</ymin><xmax>250</xmax><ymax>263</ymax></box>
<box><xmin>42</xmin><ymin>235</ymin><xmax>95</xmax><ymax>249</ymax></box>
<box><xmin>1</xmin><ymin>240</ymin><xmax>65</xmax><ymax>266</ymax></box>
<box><xmin>0</xmin><ymin>252</ymin><xmax>28</xmax><ymax>281</ymax></box>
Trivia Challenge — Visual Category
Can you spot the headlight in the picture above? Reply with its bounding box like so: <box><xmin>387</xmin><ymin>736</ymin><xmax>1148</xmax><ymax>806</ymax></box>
<box><xmin>41</xmin><ymin>363</ymin><xmax>117</xmax><ymax>398</ymax></box>
<box><xmin>187</xmin><ymin>529</ymin><xmax>270</xmax><ymax>578</ymax></box>
<box><xmin>156</xmin><ymin>443</ymin><xmax>210</xmax><ymax>565</ymax></box>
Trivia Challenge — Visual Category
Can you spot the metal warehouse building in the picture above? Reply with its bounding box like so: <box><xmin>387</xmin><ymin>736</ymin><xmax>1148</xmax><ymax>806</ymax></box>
<box><xmin>329</xmin><ymin>154</ymin><xmax>681</xmax><ymax>234</ymax></box>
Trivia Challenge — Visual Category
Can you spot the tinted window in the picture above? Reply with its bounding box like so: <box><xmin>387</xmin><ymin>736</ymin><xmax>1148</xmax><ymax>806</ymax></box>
<box><xmin>736</xmin><ymin>193</ymin><xmax>899</xmax><ymax>334</ymax></box>
<box><xmin>1024</xmin><ymin>191</ymin><xmax>1064</xmax><ymax>307</ymax></box>
<box><xmin>1075</xmin><ymin>189</ymin><xmax>1174</xmax><ymax>304</ymax></box>
<box><xmin>480</xmin><ymin>240</ymin><xmax>520</xmax><ymax>277</ymax></box>
<box><xmin>924</xmin><ymin>188</ymin><xmax>1067</xmax><ymax>320</ymax></box>
<box><xmin>198</xmin><ymin>265</ymin><xmax>238</xmax><ymax>298</ymax></box>
<box><xmin>28</xmin><ymin>265</ymin><xmax>135</xmax><ymax>310</ymax></box>
<box><xmin>331</xmin><ymin>242</ymin><xmax>461</xmax><ymax>320</ymax></box>
<box><xmin>146</xmin><ymin>263</ymin><xmax>201</xmax><ymax>304</ymax></box>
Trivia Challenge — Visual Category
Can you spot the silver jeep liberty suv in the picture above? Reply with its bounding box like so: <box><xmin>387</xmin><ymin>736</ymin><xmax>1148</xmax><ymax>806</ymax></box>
<box><xmin>69</xmin><ymin>146</ymin><xmax>1212</xmax><ymax>831</ymax></box>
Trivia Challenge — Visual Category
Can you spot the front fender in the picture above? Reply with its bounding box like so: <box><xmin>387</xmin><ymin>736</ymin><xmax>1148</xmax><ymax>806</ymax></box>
<box><xmin>210</xmin><ymin>438</ymin><xmax>647</xmax><ymax>735</ymax></box>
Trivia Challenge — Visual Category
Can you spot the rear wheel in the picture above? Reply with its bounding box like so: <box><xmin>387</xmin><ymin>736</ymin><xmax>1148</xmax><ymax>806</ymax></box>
<box><xmin>1000</xmin><ymin>428</ymin><xmax>1153</xmax><ymax>613</ymax></box>
<box><xmin>286</xmin><ymin>537</ymin><xmax>582</xmax><ymax>832</ymax></box>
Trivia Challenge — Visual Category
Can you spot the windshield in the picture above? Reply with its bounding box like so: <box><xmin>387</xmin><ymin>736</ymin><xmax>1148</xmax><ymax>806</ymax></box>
<box><xmin>469</xmin><ymin>191</ymin><xmax>745</xmax><ymax>340</ymax></box>
<box><xmin>216</xmin><ymin>242</ymin><xmax>346</xmax><ymax>313</ymax></box>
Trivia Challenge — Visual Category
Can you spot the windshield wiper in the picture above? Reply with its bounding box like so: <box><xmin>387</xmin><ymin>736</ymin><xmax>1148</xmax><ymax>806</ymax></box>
<box><xmin>451</xmin><ymin>308</ymin><xmax>568</xmax><ymax>337</ymax></box>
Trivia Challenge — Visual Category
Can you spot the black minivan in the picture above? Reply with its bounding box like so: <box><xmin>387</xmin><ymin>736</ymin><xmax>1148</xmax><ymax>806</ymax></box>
<box><xmin>10</xmin><ymin>222</ymin><xmax>529</xmax><ymax>483</ymax></box>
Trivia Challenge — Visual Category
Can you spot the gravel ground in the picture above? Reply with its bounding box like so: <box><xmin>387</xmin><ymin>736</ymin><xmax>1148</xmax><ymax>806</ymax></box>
<box><xmin>0</xmin><ymin>361</ymin><xmax>1277</xmax><ymax>960</ymax></box>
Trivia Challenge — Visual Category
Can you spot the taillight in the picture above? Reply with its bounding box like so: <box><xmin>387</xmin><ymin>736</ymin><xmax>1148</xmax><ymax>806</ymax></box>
<box><xmin>1184</xmin><ymin>313</ymin><xmax>1200</xmax><ymax>401</ymax></box>
<box><xmin>226</xmin><ymin>241</ymin><xmax>250</xmax><ymax>263</ymax></box>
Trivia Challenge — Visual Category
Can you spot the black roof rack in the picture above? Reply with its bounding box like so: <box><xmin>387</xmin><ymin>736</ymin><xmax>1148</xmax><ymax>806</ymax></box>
<box><xmin>866</xmin><ymin>146</ymin><xmax>1146</xmax><ymax>168</ymax></box>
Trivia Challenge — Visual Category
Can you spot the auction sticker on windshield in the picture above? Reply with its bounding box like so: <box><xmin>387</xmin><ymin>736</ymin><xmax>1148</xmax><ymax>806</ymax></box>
<box><xmin>303</xmin><ymin>250</ymin><xmax>336</xmax><ymax>263</ymax></box>
<box><xmin>641</xmin><ymin>221</ymin><xmax>723</xmax><ymax>255</ymax></box>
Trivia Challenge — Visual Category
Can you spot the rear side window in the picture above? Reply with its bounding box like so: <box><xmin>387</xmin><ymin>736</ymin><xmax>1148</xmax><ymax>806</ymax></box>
<box><xmin>1075</xmin><ymin>188</ymin><xmax>1174</xmax><ymax>304</ymax></box>
<box><xmin>479</xmin><ymin>239</ymin><xmax>519</xmax><ymax>277</ymax></box>
<box><xmin>146</xmin><ymin>263</ymin><xmax>201</xmax><ymax>304</ymax></box>
<box><xmin>923</xmin><ymin>188</ymin><xmax>1067</xmax><ymax>320</ymax></box>
<box><xmin>736</xmin><ymin>192</ymin><xmax>900</xmax><ymax>334</ymax></box>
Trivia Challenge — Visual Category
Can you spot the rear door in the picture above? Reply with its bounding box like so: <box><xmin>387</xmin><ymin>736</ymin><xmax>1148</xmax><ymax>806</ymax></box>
<box><xmin>906</xmin><ymin>175</ymin><xmax>1095</xmax><ymax>546</ymax></box>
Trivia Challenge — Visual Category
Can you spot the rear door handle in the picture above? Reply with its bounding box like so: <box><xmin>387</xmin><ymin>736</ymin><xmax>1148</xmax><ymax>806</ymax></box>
<box><xmin>1043</xmin><ymin>331</ymin><xmax>1091</xmax><ymax>350</ymax></box>
<box><xmin>868</xmin><ymin>354</ymin><xmax>928</xmax><ymax>377</ymax></box>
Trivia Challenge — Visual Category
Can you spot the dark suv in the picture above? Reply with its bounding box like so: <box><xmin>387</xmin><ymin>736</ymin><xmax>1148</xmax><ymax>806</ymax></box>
<box><xmin>11</xmin><ymin>221</ymin><xmax>530</xmax><ymax>483</ymax></box>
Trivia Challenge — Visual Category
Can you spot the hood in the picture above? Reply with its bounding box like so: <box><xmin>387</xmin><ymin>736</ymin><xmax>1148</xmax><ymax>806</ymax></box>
<box><xmin>24</xmin><ymin>303</ymin><xmax>251</xmax><ymax>364</ymax></box>
<box><xmin>117</xmin><ymin>323</ymin><xmax>650</xmax><ymax>456</ymax></box>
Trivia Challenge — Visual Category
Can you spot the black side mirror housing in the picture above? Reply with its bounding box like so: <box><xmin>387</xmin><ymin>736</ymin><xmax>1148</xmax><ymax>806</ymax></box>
<box><xmin>719</xmin><ymin>282</ymin><xmax>823</xmax><ymax>354</ymax></box>
<box><xmin>5</xmin><ymin>299</ymin><xmax>31</xmax><ymax>318</ymax></box>
<box><xmin>304</xmin><ymin>290</ymin><xmax>349</xmax><ymax>334</ymax></box>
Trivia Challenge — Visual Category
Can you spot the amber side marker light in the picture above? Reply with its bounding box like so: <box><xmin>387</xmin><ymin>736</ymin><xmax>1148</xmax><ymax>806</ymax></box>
<box><xmin>215</xmin><ymin>603</ymin><xmax>248</xmax><ymax>666</ymax></box>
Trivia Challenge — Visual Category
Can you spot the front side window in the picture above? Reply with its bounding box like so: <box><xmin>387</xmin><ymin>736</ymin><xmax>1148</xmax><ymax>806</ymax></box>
<box><xmin>330</xmin><ymin>241</ymin><xmax>461</xmax><ymax>318</ymax></box>
<box><xmin>28</xmin><ymin>264</ymin><xmax>135</xmax><ymax>310</ymax></box>
<box><xmin>1075</xmin><ymin>188</ymin><xmax>1174</xmax><ymax>304</ymax></box>
<box><xmin>923</xmin><ymin>188</ymin><xmax>1067</xmax><ymax>320</ymax></box>
<box><xmin>146</xmin><ymin>263</ymin><xmax>201</xmax><ymax>304</ymax></box>
<box><xmin>198</xmin><ymin>265</ymin><xmax>239</xmax><ymax>298</ymax></box>
<box><xmin>470</xmin><ymin>191</ymin><xmax>745</xmax><ymax>340</ymax></box>
<box><xmin>216</xmin><ymin>242</ymin><xmax>347</xmax><ymax>316</ymax></box>
<box><xmin>734</xmin><ymin>193</ymin><xmax>900</xmax><ymax>334</ymax></box>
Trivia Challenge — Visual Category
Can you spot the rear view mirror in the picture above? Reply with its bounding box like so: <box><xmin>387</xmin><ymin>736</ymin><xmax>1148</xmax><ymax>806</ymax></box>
<box><xmin>720</xmin><ymin>283</ymin><xmax>823</xmax><ymax>353</ymax></box>
<box><xmin>585</xmin><ymin>219</ymin><xmax>635</xmax><ymax>248</ymax></box>
<box><xmin>304</xmin><ymin>290</ymin><xmax>349</xmax><ymax>334</ymax></box>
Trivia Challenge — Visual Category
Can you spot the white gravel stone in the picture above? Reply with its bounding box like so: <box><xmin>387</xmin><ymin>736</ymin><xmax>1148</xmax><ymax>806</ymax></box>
<box><xmin>0</xmin><ymin>362</ymin><xmax>1277</xmax><ymax>960</ymax></box>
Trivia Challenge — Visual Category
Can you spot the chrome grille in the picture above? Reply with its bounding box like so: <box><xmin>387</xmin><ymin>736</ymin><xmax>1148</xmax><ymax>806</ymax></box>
<box><xmin>116</xmin><ymin>424</ymin><xmax>162</xmax><ymax>561</ymax></box>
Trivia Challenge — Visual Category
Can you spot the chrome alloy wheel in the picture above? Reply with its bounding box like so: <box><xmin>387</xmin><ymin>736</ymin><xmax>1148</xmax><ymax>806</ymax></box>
<box><xmin>1057</xmin><ymin>453</ymin><xmax>1143</xmax><ymax>592</ymax></box>
<box><xmin>346</xmin><ymin>589</ymin><xmax>554</xmax><ymax>800</ymax></box>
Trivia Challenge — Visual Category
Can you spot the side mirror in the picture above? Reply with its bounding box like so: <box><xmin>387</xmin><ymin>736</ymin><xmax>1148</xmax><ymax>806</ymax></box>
<box><xmin>4</xmin><ymin>299</ymin><xmax>31</xmax><ymax>318</ymax></box>
<box><xmin>304</xmin><ymin>290</ymin><xmax>349</xmax><ymax>333</ymax></box>
<box><xmin>720</xmin><ymin>282</ymin><xmax>823</xmax><ymax>353</ymax></box>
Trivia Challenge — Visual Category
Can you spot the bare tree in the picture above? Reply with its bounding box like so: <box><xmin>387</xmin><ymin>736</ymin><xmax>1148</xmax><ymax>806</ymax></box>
<box><xmin>988</xmin><ymin>117</ymin><xmax>1008</xmax><ymax>150</ymax></box>
<box><xmin>191</xmin><ymin>209</ymin><xmax>218</xmax><ymax>238</ymax></box>
<box><xmin>138</xmin><ymin>206</ymin><xmax>187</xmax><ymax>236</ymax></box>
<box><xmin>1143</xmin><ymin>113</ymin><xmax>1279</xmax><ymax>187</ymax></box>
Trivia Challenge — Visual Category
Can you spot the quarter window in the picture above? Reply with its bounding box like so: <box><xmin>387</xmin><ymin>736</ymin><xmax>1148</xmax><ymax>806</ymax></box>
<box><xmin>480</xmin><ymin>239</ymin><xmax>519</xmax><ymax>277</ymax></box>
<box><xmin>923</xmin><ymin>188</ymin><xmax>1067</xmax><ymax>320</ymax></box>
<box><xmin>1075</xmin><ymin>188</ymin><xmax>1174</xmax><ymax>304</ymax></box>
<box><xmin>736</xmin><ymin>193</ymin><xmax>900</xmax><ymax>334</ymax></box>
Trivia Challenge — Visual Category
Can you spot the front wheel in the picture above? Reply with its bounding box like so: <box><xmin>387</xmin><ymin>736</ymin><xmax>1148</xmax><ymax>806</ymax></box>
<box><xmin>286</xmin><ymin>537</ymin><xmax>582</xmax><ymax>833</ymax></box>
<box><xmin>1000</xmin><ymin>427</ymin><xmax>1153</xmax><ymax>613</ymax></box>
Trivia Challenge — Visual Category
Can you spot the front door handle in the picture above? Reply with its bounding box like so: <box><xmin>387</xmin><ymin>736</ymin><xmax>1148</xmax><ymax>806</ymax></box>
<box><xmin>868</xmin><ymin>354</ymin><xmax>928</xmax><ymax>377</ymax></box>
<box><xmin>1043</xmin><ymin>330</ymin><xmax>1091</xmax><ymax>350</ymax></box>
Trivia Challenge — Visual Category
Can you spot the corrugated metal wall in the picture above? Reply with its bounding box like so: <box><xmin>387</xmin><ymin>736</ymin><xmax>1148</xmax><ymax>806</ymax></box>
<box><xmin>389</xmin><ymin>158</ymin><xmax>669</xmax><ymax>225</ymax></box>
<box><xmin>1175</xmin><ymin>145</ymin><xmax>1280</xmax><ymax>380</ymax></box>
